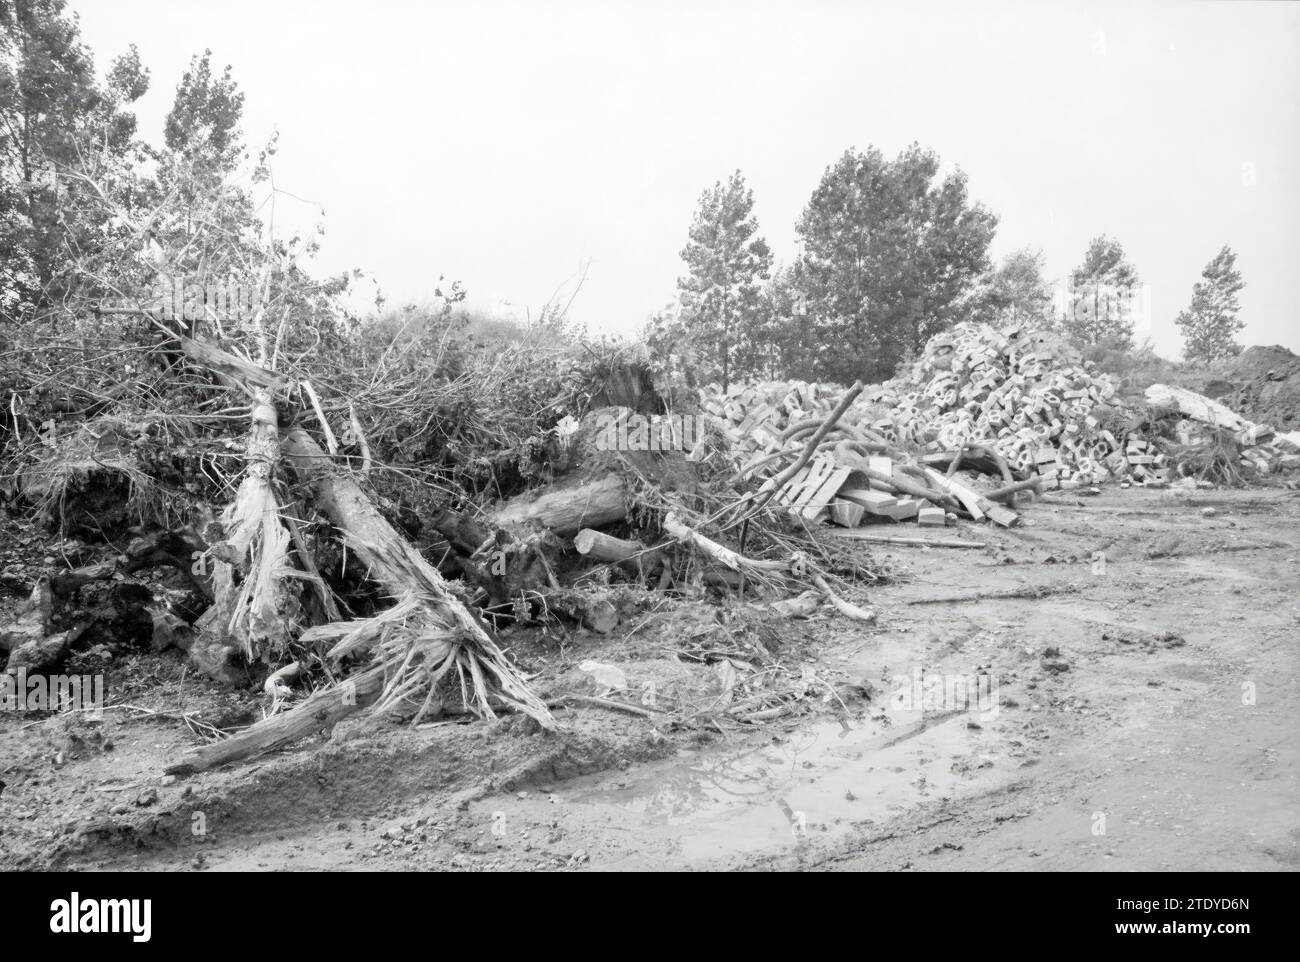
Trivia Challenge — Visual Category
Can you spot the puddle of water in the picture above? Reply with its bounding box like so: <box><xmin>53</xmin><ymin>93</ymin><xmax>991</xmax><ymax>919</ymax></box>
<box><xmin>563</xmin><ymin>699</ymin><xmax>1011</xmax><ymax>863</ymax></box>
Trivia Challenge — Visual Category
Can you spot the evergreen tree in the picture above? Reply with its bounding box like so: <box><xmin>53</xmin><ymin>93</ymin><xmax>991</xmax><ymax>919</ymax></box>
<box><xmin>1062</xmin><ymin>235</ymin><xmax>1141</xmax><ymax>349</ymax></box>
<box><xmin>794</xmin><ymin>144</ymin><xmax>997</xmax><ymax>383</ymax></box>
<box><xmin>1176</xmin><ymin>245</ymin><xmax>1245</xmax><ymax>362</ymax></box>
<box><xmin>676</xmin><ymin>170</ymin><xmax>772</xmax><ymax>390</ymax></box>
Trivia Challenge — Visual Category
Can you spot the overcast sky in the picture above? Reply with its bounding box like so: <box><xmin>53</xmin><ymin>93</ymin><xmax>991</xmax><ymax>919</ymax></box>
<box><xmin>71</xmin><ymin>0</ymin><xmax>1299</xmax><ymax>356</ymax></box>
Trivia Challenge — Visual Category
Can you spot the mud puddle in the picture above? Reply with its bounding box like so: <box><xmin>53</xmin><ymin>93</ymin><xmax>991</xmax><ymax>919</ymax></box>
<box><xmin>555</xmin><ymin>692</ymin><xmax>1014</xmax><ymax>866</ymax></box>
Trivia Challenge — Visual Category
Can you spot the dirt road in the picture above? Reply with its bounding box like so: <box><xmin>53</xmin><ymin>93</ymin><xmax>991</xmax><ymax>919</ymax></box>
<box><xmin>3</xmin><ymin>486</ymin><xmax>1297</xmax><ymax>871</ymax></box>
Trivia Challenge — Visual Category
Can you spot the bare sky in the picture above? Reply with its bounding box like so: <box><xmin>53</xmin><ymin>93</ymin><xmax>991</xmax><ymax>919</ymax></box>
<box><xmin>72</xmin><ymin>0</ymin><xmax>1299</xmax><ymax>356</ymax></box>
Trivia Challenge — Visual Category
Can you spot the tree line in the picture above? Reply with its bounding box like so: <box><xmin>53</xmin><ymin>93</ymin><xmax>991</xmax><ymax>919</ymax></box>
<box><xmin>1</xmin><ymin>1</ymin><xmax>1247</xmax><ymax>378</ymax></box>
<box><xmin>654</xmin><ymin>152</ymin><xmax>1246</xmax><ymax>388</ymax></box>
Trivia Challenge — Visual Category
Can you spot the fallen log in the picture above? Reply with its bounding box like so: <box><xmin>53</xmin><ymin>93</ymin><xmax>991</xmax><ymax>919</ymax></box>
<box><xmin>573</xmin><ymin>528</ymin><xmax>662</xmax><ymax>575</ymax></box>
<box><xmin>281</xmin><ymin>428</ymin><xmax>552</xmax><ymax>724</ymax></box>
<box><xmin>557</xmin><ymin>694</ymin><xmax>661</xmax><ymax>718</ymax></box>
<box><xmin>492</xmin><ymin>475</ymin><xmax>627</xmax><ymax>536</ymax></box>
<box><xmin>179</xmin><ymin>335</ymin><xmax>290</xmax><ymax>394</ymax></box>
<box><xmin>427</xmin><ymin>507</ymin><xmax>493</xmax><ymax>556</ymax></box>
<box><xmin>573</xmin><ymin>528</ymin><xmax>643</xmax><ymax>563</ymax></box>
<box><xmin>165</xmin><ymin>662</ymin><xmax>387</xmax><ymax>775</ymax></box>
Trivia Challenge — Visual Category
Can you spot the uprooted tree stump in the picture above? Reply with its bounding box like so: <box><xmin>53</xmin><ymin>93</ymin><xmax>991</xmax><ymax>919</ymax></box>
<box><xmin>188</xmin><ymin>387</ymin><xmax>303</xmax><ymax>683</ymax></box>
<box><xmin>165</xmin><ymin>429</ymin><xmax>557</xmax><ymax>775</ymax></box>
<box><xmin>161</xmin><ymin>334</ymin><xmax>557</xmax><ymax>774</ymax></box>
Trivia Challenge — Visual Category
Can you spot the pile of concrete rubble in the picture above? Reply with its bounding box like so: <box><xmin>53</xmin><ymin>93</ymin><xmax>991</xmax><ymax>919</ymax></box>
<box><xmin>701</xmin><ymin>324</ymin><xmax>1300</xmax><ymax>533</ymax></box>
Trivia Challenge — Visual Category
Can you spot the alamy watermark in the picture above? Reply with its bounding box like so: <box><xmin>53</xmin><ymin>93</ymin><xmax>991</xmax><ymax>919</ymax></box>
<box><xmin>102</xmin><ymin>274</ymin><xmax>258</xmax><ymax>322</ymax></box>
<box><xmin>50</xmin><ymin>893</ymin><xmax>151</xmax><ymax>942</ymax></box>
<box><xmin>593</xmin><ymin>411</ymin><xmax>703</xmax><ymax>452</ymax></box>
<box><xmin>1</xmin><ymin>670</ymin><xmax>105</xmax><ymax>717</ymax></box>
<box><xmin>1052</xmin><ymin>281</ymin><xmax>1152</xmax><ymax>335</ymax></box>
<box><xmin>892</xmin><ymin>667</ymin><xmax>1000</xmax><ymax>721</ymax></box>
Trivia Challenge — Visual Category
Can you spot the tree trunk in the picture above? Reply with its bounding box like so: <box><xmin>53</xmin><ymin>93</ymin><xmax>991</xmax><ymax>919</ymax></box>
<box><xmin>573</xmin><ymin>529</ymin><xmax>661</xmax><ymax>574</ymax></box>
<box><xmin>491</xmin><ymin>475</ymin><xmax>627</xmax><ymax>536</ymax></box>
<box><xmin>165</xmin><ymin>663</ymin><xmax>387</xmax><ymax>775</ymax></box>
<box><xmin>280</xmin><ymin>429</ymin><xmax>552</xmax><ymax>722</ymax></box>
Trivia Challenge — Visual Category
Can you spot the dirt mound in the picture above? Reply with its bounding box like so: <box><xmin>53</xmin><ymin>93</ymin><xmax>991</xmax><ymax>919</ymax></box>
<box><xmin>1230</xmin><ymin>344</ymin><xmax>1300</xmax><ymax>378</ymax></box>
<box><xmin>1216</xmin><ymin>345</ymin><xmax>1300</xmax><ymax>430</ymax></box>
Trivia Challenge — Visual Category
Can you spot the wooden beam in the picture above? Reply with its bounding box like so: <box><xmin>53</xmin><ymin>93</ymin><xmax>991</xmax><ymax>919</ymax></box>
<box><xmin>822</xmin><ymin>530</ymin><xmax>987</xmax><ymax>549</ymax></box>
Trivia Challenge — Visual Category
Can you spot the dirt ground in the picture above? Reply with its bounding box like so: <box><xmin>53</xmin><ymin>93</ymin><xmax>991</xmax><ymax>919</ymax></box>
<box><xmin>2</xmin><ymin>485</ymin><xmax>1297</xmax><ymax>872</ymax></box>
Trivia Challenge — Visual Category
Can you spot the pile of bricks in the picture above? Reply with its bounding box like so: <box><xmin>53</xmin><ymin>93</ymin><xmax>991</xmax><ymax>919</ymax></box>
<box><xmin>698</xmin><ymin>379</ymin><xmax>838</xmax><ymax>457</ymax></box>
<box><xmin>868</xmin><ymin>322</ymin><xmax>1136</xmax><ymax>488</ymax></box>
<box><xmin>698</xmin><ymin>324</ymin><xmax>1300</xmax><ymax>528</ymax></box>
<box><xmin>699</xmin><ymin>323</ymin><xmax>1138</xmax><ymax>492</ymax></box>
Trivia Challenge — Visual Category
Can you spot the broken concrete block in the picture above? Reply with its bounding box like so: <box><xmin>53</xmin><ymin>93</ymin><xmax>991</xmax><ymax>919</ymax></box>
<box><xmin>917</xmin><ymin>502</ymin><xmax>947</xmax><ymax>526</ymax></box>
<box><xmin>829</xmin><ymin>499</ymin><xmax>865</xmax><ymax>527</ymax></box>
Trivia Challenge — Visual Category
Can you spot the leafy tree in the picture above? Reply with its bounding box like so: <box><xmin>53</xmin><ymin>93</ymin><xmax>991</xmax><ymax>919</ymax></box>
<box><xmin>758</xmin><ymin>261</ymin><xmax>818</xmax><ymax>381</ymax></box>
<box><xmin>794</xmin><ymin>143</ymin><xmax>997</xmax><ymax>383</ymax></box>
<box><xmin>676</xmin><ymin>170</ymin><xmax>772</xmax><ymax>390</ymax></box>
<box><xmin>119</xmin><ymin>50</ymin><xmax>267</xmax><ymax>342</ymax></box>
<box><xmin>0</xmin><ymin>0</ymin><xmax>147</xmax><ymax>311</ymax></box>
<box><xmin>968</xmin><ymin>247</ymin><xmax>1054</xmax><ymax>330</ymax></box>
<box><xmin>55</xmin><ymin>45</ymin><xmax>351</xmax><ymax>366</ymax></box>
<box><xmin>164</xmin><ymin>50</ymin><xmax>244</xmax><ymax>177</ymax></box>
<box><xmin>1061</xmin><ymin>235</ymin><xmax>1141</xmax><ymax>349</ymax></box>
<box><xmin>0</xmin><ymin>0</ymin><xmax>96</xmax><ymax>185</ymax></box>
<box><xmin>1176</xmin><ymin>245</ymin><xmax>1245</xmax><ymax>362</ymax></box>
<box><xmin>151</xmin><ymin>49</ymin><xmax>253</xmax><ymax>258</ymax></box>
<box><xmin>639</xmin><ymin>300</ymin><xmax>705</xmax><ymax>398</ymax></box>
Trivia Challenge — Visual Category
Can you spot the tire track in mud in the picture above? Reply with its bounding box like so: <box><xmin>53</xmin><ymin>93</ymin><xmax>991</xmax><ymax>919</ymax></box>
<box><xmin>737</xmin><ymin>489</ymin><xmax>1300</xmax><ymax>871</ymax></box>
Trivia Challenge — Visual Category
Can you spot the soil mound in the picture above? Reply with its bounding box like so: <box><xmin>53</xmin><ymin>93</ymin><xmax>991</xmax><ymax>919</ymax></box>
<box><xmin>1218</xmin><ymin>345</ymin><xmax>1300</xmax><ymax>430</ymax></box>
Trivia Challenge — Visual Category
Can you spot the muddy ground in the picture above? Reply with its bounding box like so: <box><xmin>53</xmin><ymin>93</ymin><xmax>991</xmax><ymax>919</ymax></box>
<box><xmin>1</xmin><ymin>485</ymin><xmax>1297</xmax><ymax>871</ymax></box>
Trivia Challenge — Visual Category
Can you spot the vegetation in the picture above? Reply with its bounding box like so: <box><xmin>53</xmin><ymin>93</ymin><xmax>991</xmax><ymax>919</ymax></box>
<box><xmin>675</xmin><ymin>170</ymin><xmax>772</xmax><ymax>391</ymax></box>
<box><xmin>790</xmin><ymin>144</ymin><xmax>998</xmax><ymax>383</ymax></box>
<box><xmin>1176</xmin><ymin>245</ymin><xmax>1246</xmax><ymax>363</ymax></box>
<box><xmin>0</xmin><ymin>0</ymin><xmax>1260</xmax><ymax>452</ymax></box>
<box><xmin>1060</xmin><ymin>235</ymin><xmax>1142</xmax><ymax>351</ymax></box>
